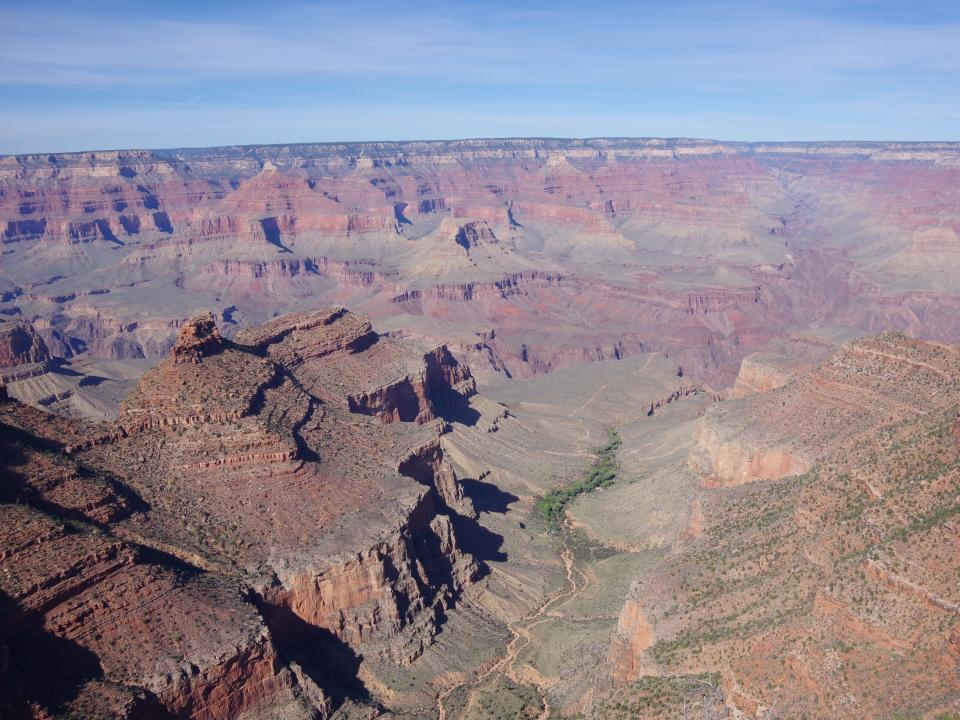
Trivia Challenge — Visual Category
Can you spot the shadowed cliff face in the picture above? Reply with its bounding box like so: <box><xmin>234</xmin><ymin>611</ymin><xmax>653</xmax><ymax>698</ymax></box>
<box><xmin>0</xmin><ymin>589</ymin><xmax>131</xmax><ymax>720</ymax></box>
<box><xmin>4</xmin><ymin>138</ymin><xmax>960</xmax><ymax>397</ymax></box>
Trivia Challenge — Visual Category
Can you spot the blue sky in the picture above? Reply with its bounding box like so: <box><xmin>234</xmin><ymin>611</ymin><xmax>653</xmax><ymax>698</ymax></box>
<box><xmin>2</xmin><ymin>0</ymin><xmax>959</xmax><ymax>153</ymax></box>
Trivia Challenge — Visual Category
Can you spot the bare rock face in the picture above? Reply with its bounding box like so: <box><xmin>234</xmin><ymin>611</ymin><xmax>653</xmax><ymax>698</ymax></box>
<box><xmin>608</xmin><ymin>591</ymin><xmax>653</xmax><ymax>685</ymax></box>
<box><xmin>347</xmin><ymin>345</ymin><xmax>476</xmax><ymax>424</ymax></box>
<box><xmin>694</xmin><ymin>421</ymin><xmax>811</xmax><ymax>487</ymax></box>
<box><xmin>0</xmin><ymin>398</ymin><xmax>311</xmax><ymax>720</ymax></box>
<box><xmin>0</xmin><ymin>321</ymin><xmax>50</xmax><ymax>381</ymax></box>
<box><xmin>729</xmin><ymin>352</ymin><xmax>808</xmax><ymax>399</ymax></box>
<box><xmin>0</xmin><ymin>307</ymin><xmax>482</xmax><ymax>718</ymax></box>
<box><xmin>452</xmin><ymin>219</ymin><xmax>499</xmax><ymax>251</ymax></box>
<box><xmin>171</xmin><ymin>311</ymin><xmax>223</xmax><ymax>364</ymax></box>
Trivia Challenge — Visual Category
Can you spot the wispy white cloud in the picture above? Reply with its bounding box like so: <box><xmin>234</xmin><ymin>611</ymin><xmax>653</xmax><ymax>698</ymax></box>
<box><xmin>1</xmin><ymin>0</ymin><xmax>958</xmax><ymax>151</ymax></box>
<box><xmin>3</xmin><ymin>1</ymin><xmax>958</xmax><ymax>89</ymax></box>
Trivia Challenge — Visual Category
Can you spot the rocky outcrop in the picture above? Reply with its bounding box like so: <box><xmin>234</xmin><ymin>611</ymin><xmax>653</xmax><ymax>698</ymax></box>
<box><xmin>171</xmin><ymin>311</ymin><xmax>223</xmax><ymax>364</ymax></box>
<box><xmin>424</xmin><ymin>346</ymin><xmax>477</xmax><ymax>404</ymax></box>
<box><xmin>695</xmin><ymin>421</ymin><xmax>810</xmax><ymax>487</ymax></box>
<box><xmin>1</xmin><ymin>306</ymin><xmax>486</xmax><ymax>718</ymax></box>
<box><xmin>201</xmin><ymin>257</ymin><xmax>312</xmax><ymax>280</ymax></box>
<box><xmin>0</xmin><ymin>321</ymin><xmax>50</xmax><ymax>372</ymax></box>
<box><xmin>730</xmin><ymin>353</ymin><xmax>806</xmax><ymax>398</ymax></box>
<box><xmin>236</xmin><ymin>305</ymin><xmax>372</xmax><ymax>355</ymax></box>
<box><xmin>347</xmin><ymin>345</ymin><xmax>476</xmax><ymax>424</ymax></box>
<box><xmin>157</xmin><ymin>635</ymin><xmax>300</xmax><ymax>720</ymax></box>
<box><xmin>198</xmin><ymin>256</ymin><xmax>396</xmax><ymax>288</ymax></box>
<box><xmin>261</xmin><ymin>487</ymin><xmax>476</xmax><ymax>666</ymax></box>
<box><xmin>645</xmin><ymin>383</ymin><xmax>700</xmax><ymax>416</ymax></box>
<box><xmin>389</xmin><ymin>271</ymin><xmax>566</xmax><ymax>304</ymax></box>
<box><xmin>3</xmin><ymin>218</ymin><xmax>47</xmax><ymax>243</ymax></box>
<box><xmin>346</xmin><ymin>377</ymin><xmax>433</xmax><ymax>424</ymax></box>
<box><xmin>608</xmin><ymin>593</ymin><xmax>653</xmax><ymax>685</ymax></box>
<box><xmin>0</xmin><ymin>471</ymin><xmax>309</xmax><ymax>720</ymax></box>
<box><xmin>452</xmin><ymin>220</ymin><xmax>498</xmax><ymax>250</ymax></box>
<box><xmin>398</xmin><ymin>438</ymin><xmax>474</xmax><ymax>516</ymax></box>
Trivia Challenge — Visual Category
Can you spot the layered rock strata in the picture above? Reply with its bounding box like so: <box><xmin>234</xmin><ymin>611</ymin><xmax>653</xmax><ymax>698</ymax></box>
<box><xmin>6</xmin><ymin>138</ymin><xmax>960</xmax><ymax>394</ymax></box>
<box><xmin>0</xmin><ymin>307</ymin><xmax>480</xmax><ymax>718</ymax></box>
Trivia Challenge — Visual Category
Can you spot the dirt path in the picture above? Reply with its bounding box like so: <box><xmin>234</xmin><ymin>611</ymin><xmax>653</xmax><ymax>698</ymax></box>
<box><xmin>571</xmin><ymin>354</ymin><xmax>655</xmax><ymax>417</ymax></box>
<box><xmin>437</xmin><ymin>529</ymin><xmax>590</xmax><ymax>720</ymax></box>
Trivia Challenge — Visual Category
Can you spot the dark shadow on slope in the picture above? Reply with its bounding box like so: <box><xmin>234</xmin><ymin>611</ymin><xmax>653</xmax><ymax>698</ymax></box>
<box><xmin>396</xmin><ymin>450</ymin><xmax>506</xmax><ymax>566</ymax></box>
<box><xmin>135</xmin><ymin>543</ymin><xmax>208</xmax><ymax>577</ymax></box>
<box><xmin>448</xmin><ymin>478</ymin><xmax>517</xmax><ymax>568</ymax></box>
<box><xmin>0</xmin><ymin>418</ymin><xmax>60</xmax><ymax>460</ymax></box>
<box><xmin>0</xmin><ymin>429</ymin><xmax>105</xmax><ymax>717</ymax></box>
<box><xmin>240</xmin><ymin>360</ymin><xmax>321</xmax><ymax>463</ymax></box>
<box><xmin>94</xmin><ymin>218</ymin><xmax>124</xmax><ymax>245</ymax></box>
<box><xmin>0</xmin><ymin>418</ymin><xmax>151</xmax><ymax>526</ymax></box>
<box><xmin>348</xmin><ymin>329</ymin><xmax>379</xmax><ymax>353</ymax></box>
<box><xmin>151</xmin><ymin>211</ymin><xmax>173</xmax><ymax>233</ymax></box>
<box><xmin>77</xmin><ymin>374</ymin><xmax>108</xmax><ymax>387</ymax></box>
<box><xmin>118</xmin><ymin>214</ymin><xmax>141</xmax><ymax>234</ymax></box>
<box><xmin>424</xmin><ymin>349</ymin><xmax>481</xmax><ymax>426</ymax></box>
<box><xmin>255</xmin><ymin>601</ymin><xmax>372</xmax><ymax>712</ymax></box>
<box><xmin>0</xmin><ymin>591</ymin><xmax>104</xmax><ymax>720</ymax></box>
<box><xmin>450</xmin><ymin>511</ymin><xmax>507</xmax><ymax>565</ymax></box>
<box><xmin>459</xmin><ymin>477</ymin><xmax>518</xmax><ymax>514</ymax></box>
<box><xmin>393</xmin><ymin>202</ymin><xmax>412</xmax><ymax>225</ymax></box>
<box><xmin>47</xmin><ymin>357</ymin><xmax>83</xmax><ymax>376</ymax></box>
<box><xmin>259</xmin><ymin>217</ymin><xmax>292</xmax><ymax>253</ymax></box>
<box><xmin>139</xmin><ymin>191</ymin><xmax>160</xmax><ymax>210</ymax></box>
<box><xmin>506</xmin><ymin>203</ymin><xmax>523</xmax><ymax>228</ymax></box>
<box><xmin>431</xmin><ymin>390</ymin><xmax>481</xmax><ymax>426</ymax></box>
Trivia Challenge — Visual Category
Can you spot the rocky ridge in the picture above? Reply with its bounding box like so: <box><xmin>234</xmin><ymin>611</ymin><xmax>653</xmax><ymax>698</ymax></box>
<box><xmin>0</xmin><ymin>307</ymin><xmax>482</xmax><ymax>719</ymax></box>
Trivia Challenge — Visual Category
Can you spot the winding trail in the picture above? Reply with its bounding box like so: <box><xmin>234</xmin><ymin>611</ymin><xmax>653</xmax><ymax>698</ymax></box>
<box><xmin>436</xmin><ymin>528</ymin><xmax>591</xmax><ymax>720</ymax></box>
<box><xmin>571</xmin><ymin>354</ymin><xmax>655</xmax><ymax>417</ymax></box>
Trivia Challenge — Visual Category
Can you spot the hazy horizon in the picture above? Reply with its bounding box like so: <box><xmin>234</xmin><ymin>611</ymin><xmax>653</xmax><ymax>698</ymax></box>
<box><xmin>7</xmin><ymin>134</ymin><xmax>960</xmax><ymax>159</ymax></box>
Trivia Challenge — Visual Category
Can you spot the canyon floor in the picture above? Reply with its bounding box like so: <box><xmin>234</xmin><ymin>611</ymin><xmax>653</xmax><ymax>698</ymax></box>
<box><xmin>2</xmin><ymin>138</ymin><xmax>960</xmax><ymax>719</ymax></box>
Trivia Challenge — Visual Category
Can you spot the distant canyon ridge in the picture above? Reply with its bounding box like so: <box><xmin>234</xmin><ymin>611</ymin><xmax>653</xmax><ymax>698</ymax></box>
<box><xmin>2</xmin><ymin>137</ymin><xmax>960</xmax><ymax>407</ymax></box>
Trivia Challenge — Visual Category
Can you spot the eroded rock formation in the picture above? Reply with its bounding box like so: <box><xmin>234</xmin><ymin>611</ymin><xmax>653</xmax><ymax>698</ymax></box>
<box><xmin>0</xmin><ymin>320</ymin><xmax>50</xmax><ymax>381</ymax></box>
<box><xmin>171</xmin><ymin>311</ymin><xmax>223</xmax><ymax>364</ymax></box>
<box><xmin>0</xmin><ymin>307</ymin><xmax>481</xmax><ymax>718</ymax></box>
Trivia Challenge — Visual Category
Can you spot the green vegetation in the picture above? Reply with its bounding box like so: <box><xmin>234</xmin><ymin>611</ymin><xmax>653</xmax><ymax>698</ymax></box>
<box><xmin>536</xmin><ymin>429</ymin><xmax>622</xmax><ymax>529</ymax></box>
<box><xmin>585</xmin><ymin>672</ymin><xmax>724</xmax><ymax>720</ymax></box>
<box><xmin>445</xmin><ymin>678</ymin><xmax>543</xmax><ymax>720</ymax></box>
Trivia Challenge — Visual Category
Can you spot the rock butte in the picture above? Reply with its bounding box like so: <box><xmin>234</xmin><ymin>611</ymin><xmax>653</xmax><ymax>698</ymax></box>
<box><xmin>1</xmin><ymin>137</ymin><xmax>959</xmax><ymax>719</ymax></box>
